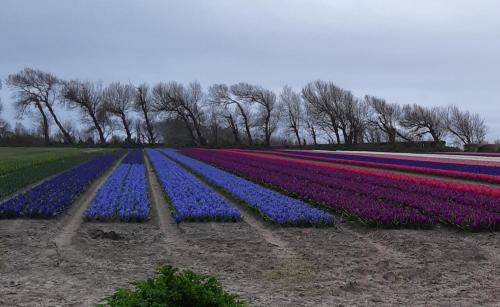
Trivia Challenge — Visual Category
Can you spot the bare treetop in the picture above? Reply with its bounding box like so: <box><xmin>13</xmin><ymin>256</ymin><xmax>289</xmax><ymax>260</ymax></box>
<box><xmin>7</xmin><ymin>68</ymin><xmax>73</xmax><ymax>144</ymax></box>
<box><xmin>103</xmin><ymin>82</ymin><xmax>135</xmax><ymax>143</ymax></box>
<box><xmin>62</xmin><ymin>80</ymin><xmax>108</xmax><ymax>144</ymax></box>
<box><xmin>446</xmin><ymin>105</ymin><xmax>487</xmax><ymax>146</ymax></box>
<box><xmin>153</xmin><ymin>81</ymin><xmax>207</xmax><ymax>145</ymax></box>
<box><xmin>365</xmin><ymin>95</ymin><xmax>402</xmax><ymax>146</ymax></box>
<box><xmin>134</xmin><ymin>84</ymin><xmax>157</xmax><ymax>144</ymax></box>
<box><xmin>400</xmin><ymin>104</ymin><xmax>448</xmax><ymax>142</ymax></box>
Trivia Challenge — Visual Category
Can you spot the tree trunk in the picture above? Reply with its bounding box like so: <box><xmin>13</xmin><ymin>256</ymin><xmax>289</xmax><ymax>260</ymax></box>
<box><xmin>388</xmin><ymin>129</ymin><xmax>397</xmax><ymax>147</ymax></box>
<box><xmin>35</xmin><ymin>102</ymin><xmax>50</xmax><ymax>144</ymax></box>
<box><xmin>193</xmin><ymin>124</ymin><xmax>207</xmax><ymax>146</ymax></box>
<box><xmin>191</xmin><ymin>117</ymin><xmax>207</xmax><ymax>146</ymax></box>
<box><xmin>141</xmin><ymin>104</ymin><xmax>155</xmax><ymax>144</ymax></box>
<box><xmin>120</xmin><ymin>113</ymin><xmax>132</xmax><ymax>142</ymax></box>
<box><xmin>293</xmin><ymin>127</ymin><xmax>302</xmax><ymax>147</ymax></box>
<box><xmin>429</xmin><ymin>129</ymin><xmax>440</xmax><ymax>142</ymax></box>
<box><xmin>236</xmin><ymin>104</ymin><xmax>253</xmax><ymax>145</ymax></box>
<box><xmin>264</xmin><ymin>113</ymin><xmax>272</xmax><ymax>147</ymax></box>
<box><xmin>311</xmin><ymin>127</ymin><xmax>317</xmax><ymax>146</ymax></box>
<box><xmin>86</xmin><ymin>107</ymin><xmax>106</xmax><ymax>144</ymax></box>
<box><xmin>264</xmin><ymin>122</ymin><xmax>271</xmax><ymax>147</ymax></box>
<box><xmin>44</xmin><ymin>102</ymin><xmax>73</xmax><ymax>144</ymax></box>
<box><xmin>179</xmin><ymin>115</ymin><xmax>198</xmax><ymax>145</ymax></box>
<box><xmin>228</xmin><ymin>116</ymin><xmax>240</xmax><ymax>145</ymax></box>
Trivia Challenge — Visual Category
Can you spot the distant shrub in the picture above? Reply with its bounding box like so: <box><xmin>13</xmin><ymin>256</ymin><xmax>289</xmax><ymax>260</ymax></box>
<box><xmin>102</xmin><ymin>265</ymin><xmax>246</xmax><ymax>307</ymax></box>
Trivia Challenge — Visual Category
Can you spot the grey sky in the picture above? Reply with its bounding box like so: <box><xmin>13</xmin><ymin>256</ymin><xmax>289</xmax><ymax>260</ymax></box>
<box><xmin>1</xmin><ymin>0</ymin><xmax>499</xmax><ymax>140</ymax></box>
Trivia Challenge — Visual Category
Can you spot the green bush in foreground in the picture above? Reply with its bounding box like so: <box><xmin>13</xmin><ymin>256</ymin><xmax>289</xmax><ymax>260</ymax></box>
<box><xmin>102</xmin><ymin>265</ymin><xmax>246</xmax><ymax>307</ymax></box>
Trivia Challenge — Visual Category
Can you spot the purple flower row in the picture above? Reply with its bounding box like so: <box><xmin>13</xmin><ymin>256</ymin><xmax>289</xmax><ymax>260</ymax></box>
<box><xmin>238</xmin><ymin>152</ymin><xmax>500</xmax><ymax>229</ymax></box>
<box><xmin>160</xmin><ymin>149</ymin><xmax>334</xmax><ymax>227</ymax></box>
<box><xmin>0</xmin><ymin>154</ymin><xmax>117</xmax><ymax>219</ymax></box>
<box><xmin>146</xmin><ymin>149</ymin><xmax>240</xmax><ymax>222</ymax></box>
<box><xmin>277</xmin><ymin>150</ymin><xmax>500</xmax><ymax>177</ymax></box>
<box><xmin>85</xmin><ymin>150</ymin><xmax>150</xmax><ymax>222</ymax></box>
<box><xmin>182</xmin><ymin>149</ymin><xmax>500</xmax><ymax>231</ymax></box>
<box><xmin>121</xmin><ymin>149</ymin><xmax>144</xmax><ymax>164</ymax></box>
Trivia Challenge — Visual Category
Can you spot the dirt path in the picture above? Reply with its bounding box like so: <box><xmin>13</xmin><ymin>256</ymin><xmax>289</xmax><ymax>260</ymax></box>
<box><xmin>53</xmin><ymin>154</ymin><xmax>125</xmax><ymax>248</ymax></box>
<box><xmin>144</xmin><ymin>153</ymin><xmax>183</xmax><ymax>242</ymax></box>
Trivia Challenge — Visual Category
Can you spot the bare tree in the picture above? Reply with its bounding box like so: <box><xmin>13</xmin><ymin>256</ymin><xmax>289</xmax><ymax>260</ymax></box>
<box><xmin>221</xmin><ymin>105</ymin><xmax>241</xmax><ymax>145</ymax></box>
<box><xmin>54</xmin><ymin>120</ymin><xmax>79</xmax><ymax>143</ymax></box>
<box><xmin>7</xmin><ymin>68</ymin><xmax>74</xmax><ymax>144</ymax></box>
<box><xmin>103</xmin><ymin>83</ymin><xmax>135</xmax><ymax>143</ymax></box>
<box><xmin>96</xmin><ymin>106</ymin><xmax>117</xmax><ymax>141</ymax></box>
<box><xmin>341</xmin><ymin>93</ymin><xmax>367</xmax><ymax>145</ymax></box>
<box><xmin>134</xmin><ymin>84</ymin><xmax>157</xmax><ymax>144</ymax></box>
<box><xmin>446</xmin><ymin>105</ymin><xmax>487</xmax><ymax>146</ymax></box>
<box><xmin>400</xmin><ymin>104</ymin><xmax>447</xmax><ymax>143</ymax></box>
<box><xmin>365</xmin><ymin>95</ymin><xmax>402</xmax><ymax>146</ymax></box>
<box><xmin>302</xmin><ymin>81</ymin><xmax>342</xmax><ymax>144</ymax></box>
<box><xmin>302</xmin><ymin>80</ymin><xmax>365</xmax><ymax>145</ymax></box>
<box><xmin>153</xmin><ymin>81</ymin><xmax>207</xmax><ymax>145</ymax></box>
<box><xmin>209</xmin><ymin>83</ymin><xmax>255</xmax><ymax>145</ymax></box>
<box><xmin>134</xmin><ymin>119</ymin><xmax>145</xmax><ymax>144</ymax></box>
<box><xmin>230</xmin><ymin>83</ymin><xmax>278</xmax><ymax>146</ymax></box>
<box><xmin>207</xmin><ymin>109</ymin><xmax>220</xmax><ymax>145</ymax></box>
<box><xmin>0</xmin><ymin>81</ymin><xmax>9</xmax><ymax>139</ymax></box>
<box><xmin>62</xmin><ymin>80</ymin><xmax>108</xmax><ymax>144</ymax></box>
<box><xmin>280</xmin><ymin>86</ymin><xmax>304</xmax><ymax>146</ymax></box>
<box><xmin>303</xmin><ymin>101</ymin><xmax>319</xmax><ymax>146</ymax></box>
<box><xmin>7</xmin><ymin>76</ymin><xmax>49</xmax><ymax>143</ymax></box>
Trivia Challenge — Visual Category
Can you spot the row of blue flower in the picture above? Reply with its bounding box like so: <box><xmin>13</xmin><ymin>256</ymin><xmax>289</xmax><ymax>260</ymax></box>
<box><xmin>0</xmin><ymin>154</ymin><xmax>117</xmax><ymax>218</ymax></box>
<box><xmin>121</xmin><ymin>149</ymin><xmax>145</xmax><ymax>164</ymax></box>
<box><xmin>84</xmin><ymin>150</ymin><xmax>150</xmax><ymax>222</ymax></box>
<box><xmin>146</xmin><ymin>149</ymin><xmax>240</xmax><ymax>222</ymax></box>
<box><xmin>160</xmin><ymin>149</ymin><xmax>335</xmax><ymax>226</ymax></box>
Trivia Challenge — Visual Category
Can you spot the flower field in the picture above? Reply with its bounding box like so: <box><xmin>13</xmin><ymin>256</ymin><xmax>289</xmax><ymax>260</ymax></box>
<box><xmin>0</xmin><ymin>154</ymin><xmax>118</xmax><ymax>218</ymax></box>
<box><xmin>160</xmin><ymin>149</ymin><xmax>334</xmax><ymax>226</ymax></box>
<box><xmin>0</xmin><ymin>147</ymin><xmax>87</xmax><ymax>175</ymax></box>
<box><xmin>146</xmin><ymin>149</ymin><xmax>241</xmax><ymax>222</ymax></box>
<box><xmin>85</xmin><ymin>149</ymin><xmax>150</xmax><ymax>222</ymax></box>
<box><xmin>0</xmin><ymin>146</ymin><xmax>497</xmax><ymax>231</ymax></box>
<box><xmin>181</xmin><ymin>149</ymin><xmax>500</xmax><ymax>231</ymax></box>
<box><xmin>247</xmin><ymin>149</ymin><xmax>500</xmax><ymax>183</ymax></box>
<box><xmin>0</xmin><ymin>148</ymin><xmax>110</xmax><ymax>199</ymax></box>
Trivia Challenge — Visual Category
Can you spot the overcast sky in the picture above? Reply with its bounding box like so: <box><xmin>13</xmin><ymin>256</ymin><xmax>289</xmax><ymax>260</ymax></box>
<box><xmin>1</xmin><ymin>0</ymin><xmax>499</xmax><ymax>140</ymax></box>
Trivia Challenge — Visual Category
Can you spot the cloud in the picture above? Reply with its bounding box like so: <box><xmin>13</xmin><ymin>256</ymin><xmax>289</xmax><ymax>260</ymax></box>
<box><xmin>1</xmin><ymin>0</ymin><xmax>499</xmax><ymax>140</ymax></box>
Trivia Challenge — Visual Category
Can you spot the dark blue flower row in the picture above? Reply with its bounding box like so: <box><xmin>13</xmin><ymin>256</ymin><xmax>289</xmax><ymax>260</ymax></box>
<box><xmin>85</xmin><ymin>150</ymin><xmax>150</xmax><ymax>222</ymax></box>
<box><xmin>121</xmin><ymin>149</ymin><xmax>144</xmax><ymax>164</ymax></box>
<box><xmin>0</xmin><ymin>154</ymin><xmax>117</xmax><ymax>219</ymax></box>
<box><xmin>160</xmin><ymin>149</ymin><xmax>335</xmax><ymax>227</ymax></box>
<box><xmin>146</xmin><ymin>149</ymin><xmax>240</xmax><ymax>222</ymax></box>
<box><xmin>278</xmin><ymin>150</ymin><xmax>500</xmax><ymax>176</ymax></box>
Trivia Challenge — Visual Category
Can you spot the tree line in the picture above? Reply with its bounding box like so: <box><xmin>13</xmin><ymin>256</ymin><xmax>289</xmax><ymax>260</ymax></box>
<box><xmin>0</xmin><ymin>67</ymin><xmax>489</xmax><ymax>148</ymax></box>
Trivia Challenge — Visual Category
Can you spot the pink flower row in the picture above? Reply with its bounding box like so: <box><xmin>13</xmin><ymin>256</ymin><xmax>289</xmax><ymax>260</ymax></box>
<box><xmin>242</xmin><ymin>150</ymin><xmax>500</xmax><ymax>184</ymax></box>
<box><xmin>226</xmin><ymin>149</ymin><xmax>500</xmax><ymax>199</ymax></box>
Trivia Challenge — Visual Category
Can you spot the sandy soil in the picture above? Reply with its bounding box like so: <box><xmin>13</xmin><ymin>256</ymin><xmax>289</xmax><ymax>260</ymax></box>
<box><xmin>1</xmin><ymin>156</ymin><xmax>499</xmax><ymax>306</ymax></box>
